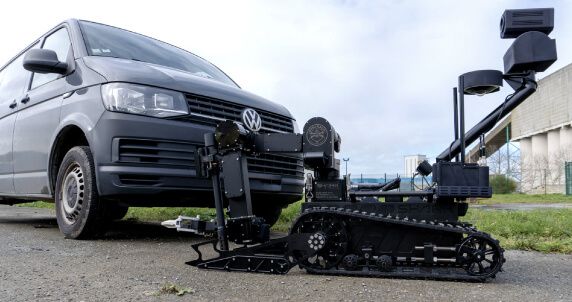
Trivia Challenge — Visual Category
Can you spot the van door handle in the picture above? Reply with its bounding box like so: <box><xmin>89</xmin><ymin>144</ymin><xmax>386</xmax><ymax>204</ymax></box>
<box><xmin>8</xmin><ymin>100</ymin><xmax>17</xmax><ymax>109</ymax></box>
<box><xmin>20</xmin><ymin>96</ymin><xmax>30</xmax><ymax>104</ymax></box>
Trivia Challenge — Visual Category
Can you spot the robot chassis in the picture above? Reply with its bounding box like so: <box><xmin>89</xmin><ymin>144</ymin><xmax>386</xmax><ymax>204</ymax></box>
<box><xmin>163</xmin><ymin>8</ymin><xmax>557</xmax><ymax>281</ymax></box>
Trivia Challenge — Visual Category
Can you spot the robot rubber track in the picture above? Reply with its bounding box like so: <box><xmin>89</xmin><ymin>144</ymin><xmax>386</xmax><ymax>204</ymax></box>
<box><xmin>292</xmin><ymin>207</ymin><xmax>505</xmax><ymax>281</ymax></box>
<box><xmin>188</xmin><ymin>206</ymin><xmax>505</xmax><ymax>282</ymax></box>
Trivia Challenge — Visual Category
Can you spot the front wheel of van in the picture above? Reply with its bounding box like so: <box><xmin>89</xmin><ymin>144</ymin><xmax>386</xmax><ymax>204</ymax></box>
<box><xmin>253</xmin><ymin>205</ymin><xmax>283</xmax><ymax>227</ymax></box>
<box><xmin>104</xmin><ymin>202</ymin><xmax>129</xmax><ymax>221</ymax></box>
<box><xmin>55</xmin><ymin>146</ymin><xmax>106</xmax><ymax>239</ymax></box>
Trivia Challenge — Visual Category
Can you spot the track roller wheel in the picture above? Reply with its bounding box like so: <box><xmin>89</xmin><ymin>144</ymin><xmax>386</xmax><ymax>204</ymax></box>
<box><xmin>376</xmin><ymin>255</ymin><xmax>393</xmax><ymax>272</ymax></box>
<box><xmin>342</xmin><ymin>254</ymin><xmax>360</xmax><ymax>270</ymax></box>
<box><xmin>458</xmin><ymin>233</ymin><xmax>504</xmax><ymax>279</ymax></box>
<box><xmin>290</xmin><ymin>213</ymin><xmax>349</xmax><ymax>269</ymax></box>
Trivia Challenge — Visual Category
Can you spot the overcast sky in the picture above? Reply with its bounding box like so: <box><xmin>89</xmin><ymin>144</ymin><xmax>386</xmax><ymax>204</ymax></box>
<box><xmin>1</xmin><ymin>0</ymin><xmax>570</xmax><ymax>175</ymax></box>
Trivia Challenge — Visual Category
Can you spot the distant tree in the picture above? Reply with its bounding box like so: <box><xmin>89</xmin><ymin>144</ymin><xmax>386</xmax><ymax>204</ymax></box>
<box><xmin>490</xmin><ymin>174</ymin><xmax>517</xmax><ymax>194</ymax></box>
<box><xmin>486</xmin><ymin>147</ymin><xmax>507</xmax><ymax>175</ymax></box>
<box><xmin>548</xmin><ymin>147</ymin><xmax>572</xmax><ymax>184</ymax></box>
<box><xmin>520</xmin><ymin>153</ymin><xmax>549</xmax><ymax>192</ymax></box>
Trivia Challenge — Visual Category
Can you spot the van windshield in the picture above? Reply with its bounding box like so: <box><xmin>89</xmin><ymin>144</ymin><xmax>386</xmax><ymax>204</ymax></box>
<box><xmin>79</xmin><ymin>21</ymin><xmax>238</xmax><ymax>87</ymax></box>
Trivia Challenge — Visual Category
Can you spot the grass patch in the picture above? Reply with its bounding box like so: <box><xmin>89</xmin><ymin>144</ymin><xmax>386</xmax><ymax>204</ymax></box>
<box><xmin>14</xmin><ymin>198</ymin><xmax>572</xmax><ymax>253</ymax></box>
<box><xmin>124</xmin><ymin>207</ymin><xmax>216</xmax><ymax>222</ymax></box>
<box><xmin>18</xmin><ymin>194</ymin><xmax>572</xmax><ymax>212</ymax></box>
<box><xmin>125</xmin><ymin>203</ymin><xmax>301</xmax><ymax>232</ymax></box>
<box><xmin>465</xmin><ymin>208</ymin><xmax>572</xmax><ymax>253</ymax></box>
<box><xmin>14</xmin><ymin>199</ymin><xmax>301</xmax><ymax>231</ymax></box>
<box><xmin>273</xmin><ymin>200</ymin><xmax>303</xmax><ymax>232</ymax></box>
<box><xmin>476</xmin><ymin>193</ymin><xmax>572</xmax><ymax>204</ymax></box>
<box><xmin>15</xmin><ymin>201</ymin><xmax>54</xmax><ymax>209</ymax></box>
<box><xmin>14</xmin><ymin>202</ymin><xmax>217</xmax><ymax>222</ymax></box>
<box><xmin>275</xmin><ymin>203</ymin><xmax>572</xmax><ymax>253</ymax></box>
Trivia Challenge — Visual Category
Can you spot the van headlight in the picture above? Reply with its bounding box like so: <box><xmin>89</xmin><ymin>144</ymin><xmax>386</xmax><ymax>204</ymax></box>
<box><xmin>101</xmin><ymin>83</ymin><xmax>189</xmax><ymax>118</ymax></box>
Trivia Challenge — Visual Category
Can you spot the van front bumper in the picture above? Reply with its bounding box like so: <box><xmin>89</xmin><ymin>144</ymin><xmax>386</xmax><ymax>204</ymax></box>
<box><xmin>91</xmin><ymin>112</ymin><xmax>304</xmax><ymax>207</ymax></box>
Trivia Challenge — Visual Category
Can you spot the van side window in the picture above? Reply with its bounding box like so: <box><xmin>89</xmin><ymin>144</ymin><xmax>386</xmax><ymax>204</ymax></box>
<box><xmin>0</xmin><ymin>52</ymin><xmax>33</xmax><ymax>105</ymax></box>
<box><xmin>31</xmin><ymin>28</ymin><xmax>71</xmax><ymax>89</ymax></box>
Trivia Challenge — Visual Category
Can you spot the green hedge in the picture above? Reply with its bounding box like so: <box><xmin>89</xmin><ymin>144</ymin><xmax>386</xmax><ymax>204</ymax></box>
<box><xmin>490</xmin><ymin>174</ymin><xmax>517</xmax><ymax>194</ymax></box>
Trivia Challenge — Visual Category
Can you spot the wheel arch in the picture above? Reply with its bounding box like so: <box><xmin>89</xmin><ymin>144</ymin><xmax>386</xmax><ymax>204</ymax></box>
<box><xmin>48</xmin><ymin>124</ymin><xmax>92</xmax><ymax>194</ymax></box>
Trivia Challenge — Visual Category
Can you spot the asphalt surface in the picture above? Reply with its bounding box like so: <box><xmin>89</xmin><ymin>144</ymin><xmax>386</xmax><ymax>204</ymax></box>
<box><xmin>1</xmin><ymin>205</ymin><xmax>571</xmax><ymax>302</ymax></box>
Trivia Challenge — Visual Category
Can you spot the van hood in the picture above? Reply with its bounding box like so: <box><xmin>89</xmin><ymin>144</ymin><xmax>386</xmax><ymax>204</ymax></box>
<box><xmin>82</xmin><ymin>56</ymin><xmax>293</xmax><ymax>119</ymax></box>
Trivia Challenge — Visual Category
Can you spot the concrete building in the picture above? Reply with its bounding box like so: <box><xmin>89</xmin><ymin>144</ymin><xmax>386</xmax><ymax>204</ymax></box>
<box><xmin>404</xmin><ymin>155</ymin><xmax>427</xmax><ymax>178</ymax></box>
<box><xmin>468</xmin><ymin>63</ymin><xmax>572</xmax><ymax>193</ymax></box>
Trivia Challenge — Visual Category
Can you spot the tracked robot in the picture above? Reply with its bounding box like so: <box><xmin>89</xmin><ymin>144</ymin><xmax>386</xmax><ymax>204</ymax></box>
<box><xmin>163</xmin><ymin>8</ymin><xmax>557</xmax><ymax>281</ymax></box>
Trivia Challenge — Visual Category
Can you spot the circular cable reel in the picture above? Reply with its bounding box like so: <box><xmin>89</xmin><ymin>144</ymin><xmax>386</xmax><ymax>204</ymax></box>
<box><xmin>458</xmin><ymin>233</ymin><xmax>505</xmax><ymax>279</ymax></box>
<box><xmin>289</xmin><ymin>213</ymin><xmax>349</xmax><ymax>270</ymax></box>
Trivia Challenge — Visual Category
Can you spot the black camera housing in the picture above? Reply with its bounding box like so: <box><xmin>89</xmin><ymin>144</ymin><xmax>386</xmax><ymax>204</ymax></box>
<box><xmin>433</xmin><ymin>162</ymin><xmax>492</xmax><ymax>198</ymax></box>
<box><xmin>500</xmin><ymin>8</ymin><xmax>554</xmax><ymax>39</ymax></box>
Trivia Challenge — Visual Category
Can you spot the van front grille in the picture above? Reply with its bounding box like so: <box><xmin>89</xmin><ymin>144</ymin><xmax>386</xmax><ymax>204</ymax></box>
<box><xmin>180</xmin><ymin>94</ymin><xmax>294</xmax><ymax>133</ymax></box>
<box><xmin>118</xmin><ymin>175</ymin><xmax>161</xmax><ymax>186</ymax></box>
<box><xmin>115</xmin><ymin>138</ymin><xmax>303</xmax><ymax>180</ymax></box>
<box><xmin>246</xmin><ymin>153</ymin><xmax>304</xmax><ymax>177</ymax></box>
<box><xmin>116</xmin><ymin>138</ymin><xmax>197</xmax><ymax>170</ymax></box>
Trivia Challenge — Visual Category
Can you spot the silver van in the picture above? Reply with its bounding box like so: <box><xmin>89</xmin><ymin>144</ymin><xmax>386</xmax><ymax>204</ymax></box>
<box><xmin>0</xmin><ymin>20</ymin><xmax>303</xmax><ymax>238</ymax></box>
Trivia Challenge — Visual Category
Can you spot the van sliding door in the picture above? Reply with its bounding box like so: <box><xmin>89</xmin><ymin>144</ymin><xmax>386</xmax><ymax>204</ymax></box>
<box><xmin>13</xmin><ymin>28</ymin><xmax>71</xmax><ymax>195</ymax></box>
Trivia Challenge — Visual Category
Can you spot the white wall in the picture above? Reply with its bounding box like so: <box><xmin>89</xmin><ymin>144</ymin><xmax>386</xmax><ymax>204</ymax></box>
<box><xmin>531</xmin><ymin>134</ymin><xmax>548</xmax><ymax>158</ymax></box>
<box><xmin>404</xmin><ymin>155</ymin><xmax>427</xmax><ymax>178</ymax></box>
<box><xmin>560</xmin><ymin>125</ymin><xmax>572</xmax><ymax>148</ymax></box>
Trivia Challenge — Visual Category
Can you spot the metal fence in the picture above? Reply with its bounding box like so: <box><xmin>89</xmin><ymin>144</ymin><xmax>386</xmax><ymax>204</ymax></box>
<box><xmin>350</xmin><ymin>163</ymin><xmax>572</xmax><ymax>194</ymax></box>
<box><xmin>492</xmin><ymin>168</ymin><xmax>567</xmax><ymax>194</ymax></box>
<box><xmin>566</xmin><ymin>163</ymin><xmax>572</xmax><ymax>195</ymax></box>
<box><xmin>351</xmin><ymin>169</ymin><xmax>567</xmax><ymax>194</ymax></box>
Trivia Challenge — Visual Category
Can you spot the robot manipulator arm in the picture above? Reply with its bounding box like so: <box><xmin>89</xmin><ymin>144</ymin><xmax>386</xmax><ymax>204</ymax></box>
<box><xmin>217</xmin><ymin>117</ymin><xmax>342</xmax><ymax>177</ymax></box>
<box><xmin>190</xmin><ymin>117</ymin><xmax>341</xmax><ymax>247</ymax></box>
<box><xmin>253</xmin><ymin>117</ymin><xmax>341</xmax><ymax>178</ymax></box>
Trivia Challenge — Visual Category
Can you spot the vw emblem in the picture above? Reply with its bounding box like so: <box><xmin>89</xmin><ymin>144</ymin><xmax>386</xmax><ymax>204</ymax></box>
<box><xmin>241</xmin><ymin>108</ymin><xmax>262</xmax><ymax>132</ymax></box>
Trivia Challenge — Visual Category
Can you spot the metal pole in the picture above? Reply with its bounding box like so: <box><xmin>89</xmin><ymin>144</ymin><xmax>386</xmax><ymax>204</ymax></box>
<box><xmin>343</xmin><ymin>158</ymin><xmax>349</xmax><ymax>177</ymax></box>
<box><xmin>212</xmin><ymin>171</ymin><xmax>229</xmax><ymax>251</ymax></box>
<box><xmin>204</xmin><ymin>133</ymin><xmax>229</xmax><ymax>251</ymax></box>
<box><xmin>544</xmin><ymin>169</ymin><xmax>547</xmax><ymax>195</ymax></box>
<box><xmin>453</xmin><ymin>87</ymin><xmax>460</xmax><ymax>162</ymax></box>
<box><xmin>506</xmin><ymin>125</ymin><xmax>510</xmax><ymax>190</ymax></box>
<box><xmin>459</xmin><ymin>77</ymin><xmax>466</xmax><ymax>163</ymax></box>
<box><xmin>437</xmin><ymin>80</ymin><xmax>537</xmax><ymax>162</ymax></box>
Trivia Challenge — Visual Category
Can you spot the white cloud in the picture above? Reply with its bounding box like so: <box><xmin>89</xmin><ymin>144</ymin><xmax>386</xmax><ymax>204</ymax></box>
<box><xmin>1</xmin><ymin>0</ymin><xmax>570</xmax><ymax>174</ymax></box>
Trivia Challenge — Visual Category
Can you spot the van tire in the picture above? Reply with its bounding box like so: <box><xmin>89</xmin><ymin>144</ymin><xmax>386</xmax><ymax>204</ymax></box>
<box><xmin>104</xmin><ymin>203</ymin><xmax>129</xmax><ymax>221</ymax></box>
<box><xmin>253</xmin><ymin>205</ymin><xmax>283</xmax><ymax>226</ymax></box>
<box><xmin>55</xmin><ymin>146</ymin><xmax>106</xmax><ymax>239</ymax></box>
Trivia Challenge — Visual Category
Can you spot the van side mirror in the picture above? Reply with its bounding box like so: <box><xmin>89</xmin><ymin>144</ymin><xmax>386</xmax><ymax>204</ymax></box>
<box><xmin>23</xmin><ymin>49</ymin><xmax>68</xmax><ymax>74</ymax></box>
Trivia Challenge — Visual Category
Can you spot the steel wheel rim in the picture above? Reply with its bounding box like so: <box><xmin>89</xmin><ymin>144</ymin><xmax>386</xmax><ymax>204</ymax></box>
<box><xmin>290</xmin><ymin>213</ymin><xmax>349</xmax><ymax>269</ymax></box>
<box><xmin>60</xmin><ymin>163</ymin><xmax>85</xmax><ymax>225</ymax></box>
<box><xmin>459</xmin><ymin>235</ymin><xmax>502</xmax><ymax>277</ymax></box>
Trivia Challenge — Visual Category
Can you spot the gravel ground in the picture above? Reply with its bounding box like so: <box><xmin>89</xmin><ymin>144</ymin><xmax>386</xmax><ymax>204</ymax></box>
<box><xmin>0</xmin><ymin>205</ymin><xmax>571</xmax><ymax>302</ymax></box>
